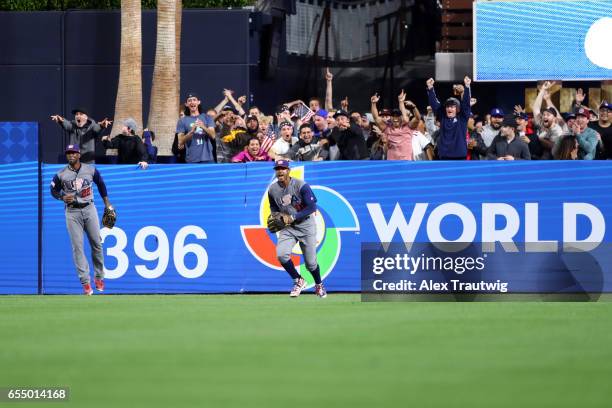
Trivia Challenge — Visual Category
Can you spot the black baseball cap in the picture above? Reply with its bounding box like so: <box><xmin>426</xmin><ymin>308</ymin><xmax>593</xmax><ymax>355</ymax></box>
<box><xmin>71</xmin><ymin>107</ymin><xmax>88</xmax><ymax>116</ymax></box>
<box><xmin>222</xmin><ymin>105</ymin><xmax>238</xmax><ymax>114</ymax></box>
<box><xmin>501</xmin><ymin>115</ymin><xmax>518</xmax><ymax>129</ymax></box>
<box><xmin>334</xmin><ymin>109</ymin><xmax>349</xmax><ymax>119</ymax></box>
<box><xmin>515</xmin><ymin>112</ymin><xmax>529</xmax><ymax>121</ymax></box>
<box><xmin>563</xmin><ymin>112</ymin><xmax>577</xmax><ymax>121</ymax></box>
<box><xmin>185</xmin><ymin>92</ymin><xmax>200</xmax><ymax>100</ymax></box>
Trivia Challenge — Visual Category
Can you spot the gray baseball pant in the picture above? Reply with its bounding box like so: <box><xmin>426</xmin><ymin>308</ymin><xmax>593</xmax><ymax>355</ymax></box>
<box><xmin>65</xmin><ymin>204</ymin><xmax>104</xmax><ymax>284</ymax></box>
<box><xmin>276</xmin><ymin>219</ymin><xmax>318</xmax><ymax>272</ymax></box>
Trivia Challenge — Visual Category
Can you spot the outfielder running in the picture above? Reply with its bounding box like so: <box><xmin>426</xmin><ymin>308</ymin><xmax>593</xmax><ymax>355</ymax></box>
<box><xmin>50</xmin><ymin>144</ymin><xmax>115</xmax><ymax>295</ymax></box>
<box><xmin>267</xmin><ymin>159</ymin><xmax>327</xmax><ymax>298</ymax></box>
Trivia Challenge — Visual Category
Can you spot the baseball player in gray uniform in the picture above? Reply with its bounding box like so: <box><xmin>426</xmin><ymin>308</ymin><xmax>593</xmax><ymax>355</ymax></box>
<box><xmin>50</xmin><ymin>144</ymin><xmax>114</xmax><ymax>295</ymax></box>
<box><xmin>268</xmin><ymin>159</ymin><xmax>327</xmax><ymax>298</ymax></box>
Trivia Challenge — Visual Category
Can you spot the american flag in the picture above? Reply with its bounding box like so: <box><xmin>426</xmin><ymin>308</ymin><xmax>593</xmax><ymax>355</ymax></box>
<box><xmin>260</xmin><ymin>126</ymin><xmax>276</xmax><ymax>153</ymax></box>
<box><xmin>293</xmin><ymin>102</ymin><xmax>315</xmax><ymax>123</ymax></box>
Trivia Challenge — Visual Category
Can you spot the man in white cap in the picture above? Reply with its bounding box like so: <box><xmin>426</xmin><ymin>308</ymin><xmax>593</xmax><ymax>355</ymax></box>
<box><xmin>271</xmin><ymin>121</ymin><xmax>298</xmax><ymax>158</ymax></box>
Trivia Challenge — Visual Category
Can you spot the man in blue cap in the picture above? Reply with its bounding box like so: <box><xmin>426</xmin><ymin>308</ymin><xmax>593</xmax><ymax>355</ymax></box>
<box><xmin>312</xmin><ymin>109</ymin><xmax>330</xmax><ymax>139</ymax></box>
<box><xmin>482</xmin><ymin>107</ymin><xmax>505</xmax><ymax>149</ymax></box>
<box><xmin>267</xmin><ymin>159</ymin><xmax>327</xmax><ymax>298</ymax></box>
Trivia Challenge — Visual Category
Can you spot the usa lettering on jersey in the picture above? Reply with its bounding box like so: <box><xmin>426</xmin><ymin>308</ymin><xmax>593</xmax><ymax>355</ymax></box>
<box><xmin>63</xmin><ymin>178</ymin><xmax>92</xmax><ymax>197</ymax></box>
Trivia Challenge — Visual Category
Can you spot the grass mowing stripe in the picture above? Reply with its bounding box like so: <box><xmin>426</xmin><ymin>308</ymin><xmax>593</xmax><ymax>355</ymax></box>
<box><xmin>1</xmin><ymin>295</ymin><xmax>611</xmax><ymax>407</ymax></box>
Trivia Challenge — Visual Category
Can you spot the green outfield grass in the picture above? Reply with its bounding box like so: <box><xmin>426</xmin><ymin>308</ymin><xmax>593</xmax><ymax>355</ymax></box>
<box><xmin>1</xmin><ymin>294</ymin><xmax>612</xmax><ymax>407</ymax></box>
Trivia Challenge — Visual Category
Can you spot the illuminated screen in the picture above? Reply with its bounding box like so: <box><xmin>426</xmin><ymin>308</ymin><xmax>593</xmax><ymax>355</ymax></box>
<box><xmin>474</xmin><ymin>0</ymin><xmax>612</xmax><ymax>81</ymax></box>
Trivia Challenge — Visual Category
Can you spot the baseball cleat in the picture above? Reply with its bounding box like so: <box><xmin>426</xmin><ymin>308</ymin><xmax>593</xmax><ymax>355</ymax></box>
<box><xmin>315</xmin><ymin>283</ymin><xmax>327</xmax><ymax>298</ymax></box>
<box><xmin>94</xmin><ymin>278</ymin><xmax>104</xmax><ymax>292</ymax></box>
<box><xmin>290</xmin><ymin>277</ymin><xmax>306</xmax><ymax>297</ymax></box>
<box><xmin>82</xmin><ymin>283</ymin><xmax>93</xmax><ymax>296</ymax></box>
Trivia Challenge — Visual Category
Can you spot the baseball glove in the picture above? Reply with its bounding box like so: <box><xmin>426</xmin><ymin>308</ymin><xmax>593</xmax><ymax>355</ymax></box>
<box><xmin>267</xmin><ymin>212</ymin><xmax>292</xmax><ymax>233</ymax></box>
<box><xmin>102</xmin><ymin>206</ymin><xmax>117</xmax><ymax>229</ymax></box>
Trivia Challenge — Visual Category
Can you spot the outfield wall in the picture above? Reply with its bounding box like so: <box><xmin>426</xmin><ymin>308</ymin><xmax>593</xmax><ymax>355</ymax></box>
<box><xmin>0</xmin><ymin>123</ymin><xmax>39</xmax><ymax>294</ymax></box>
<box><xmin>1</xmin><ymin>160</ymin><xmax>612</xmax><ymax>294</ymax></box>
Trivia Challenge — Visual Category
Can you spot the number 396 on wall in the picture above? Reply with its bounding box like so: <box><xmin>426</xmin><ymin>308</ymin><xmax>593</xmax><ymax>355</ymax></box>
<box><xmin>100</xmin><ymin>225</ymin><xmax>208</xmax><ymax>279</ymax></box>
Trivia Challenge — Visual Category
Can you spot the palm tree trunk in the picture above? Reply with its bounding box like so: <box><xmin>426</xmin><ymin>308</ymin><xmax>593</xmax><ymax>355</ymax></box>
<box><xmin>147</xmin><ymin>0</ymin><xmax>180</xmax><ymax>156</ymax></box>
<box><xmin>110</xmin><ymin>0</ymin><xmax>142</xmax><ymax>144</ymax></box>
<box><xmin>176</xmin><ymin>0</ymin><xmax>182</xmax><ymax>112</ymax></box>
<box><xmin>603</xmin><ymin>81</ymin><xmax>611</xmax><ymax>105</ymax></box>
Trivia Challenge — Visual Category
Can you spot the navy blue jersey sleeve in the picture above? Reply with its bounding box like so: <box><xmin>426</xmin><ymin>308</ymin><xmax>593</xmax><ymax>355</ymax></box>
<box><xmin>268</xmin><ymin>191</ymin><xmax>280</xmax><ymax>212</ymax></box>
<box><xmin>50</xmin><ymin>174</ymin><xmax>63</xmax><ymax>200</ymax></box>
<box><xmin>136</xmin><ymin>136</ymin><xmax>148</xmax><ymax>162</ymax></box>
<box><xmin>294</xmin><ymin>184</ymin><xmax>317</xmax><ymax>221</ymax></box>
<box><xmin>93</xmin><ymin>168</ymin><xmax>108</xmax><ymax>198</ymax></box>
<box><xmin>427</xmin><ymin>88</ymin><xmax>443</xmax><ymax>119</ymax></box>
<box><xmin>460</xmin><ymin>86</ymin><xmax>472</xmax><ymax>120</ymax></box>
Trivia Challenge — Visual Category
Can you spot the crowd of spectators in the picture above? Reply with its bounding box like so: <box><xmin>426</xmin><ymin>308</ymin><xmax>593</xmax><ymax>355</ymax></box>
<box><xmin>51</xmin><ymin>71</ymin><xmax>612</xmax><ymax>166</ymax></box>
